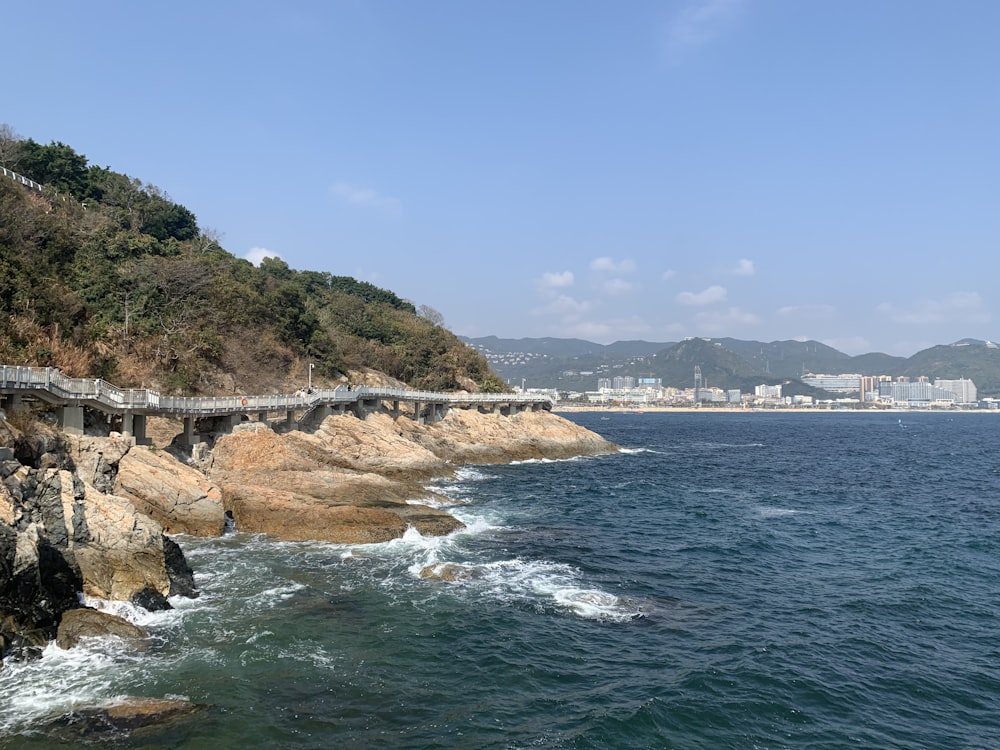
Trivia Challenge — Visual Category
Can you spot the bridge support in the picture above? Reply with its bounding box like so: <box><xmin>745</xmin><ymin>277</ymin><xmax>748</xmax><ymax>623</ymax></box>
<box><xmin>3</xmin><ymin>394</ymin><xmax>25</xmax><ymax>414</ymax></box>
<box><xmin>257</xmin><ymin>411</ymin><xmax>268</xmax><ymax>423</ymax></box>
<box><xmin>182</xmin><ymin>416</ymin><xmax>196</xmax><ymax>446</ymax></box>
<box><xmin>133</xmin><ymin>414</ymin><xmax>149</xmax><ymax>445</ymax></box>
<box><xmin>120</xmin><ymin>411</ymin><xmax>150</xmax><ymax>445</ymax></box>
<box><xmin>426</xmin><ymin>402</ymin><xmax>448</xmax><ymax>424</ymax></box>
<box><xmin>58</xmin><ymin>405</ymin><xmax>85</xmax><ymax>436</ymax></box>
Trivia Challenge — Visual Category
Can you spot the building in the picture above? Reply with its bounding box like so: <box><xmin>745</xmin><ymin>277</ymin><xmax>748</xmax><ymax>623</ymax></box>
<box><xmin>801</xmin><ymin>373</ymin><xmax>862</xmax><ymax>393</ymax></box>
<box><xmin>934</xmin><ymin>378</ymin><xmax>977</xmax><ymax>404</ymax></box>
<box><xmin>755</xmin><ymin>383</ymin><xmax>782</xmax><ymax>399</ymax></box>
<box><xmin>880</xmin><ymin>381</ymin><xmax>959</xmax><ymax>406</ymax></box>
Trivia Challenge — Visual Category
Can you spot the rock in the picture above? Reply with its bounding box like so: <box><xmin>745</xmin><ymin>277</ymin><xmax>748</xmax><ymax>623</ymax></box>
<box><xmin>400</xmin><ymin>408</ymin><xmax>619</xmax><ymax>463</ymax></box>
<box><xmin>67</xmin><ymin>435</ymin><xmax>132</xmax><ymax>494</ymax></box>
<box><xmin>114</xmin><ymin>445</ymin><xmax>225</xmax><ymax>537</ymax></box>
<box><xmin>210</xmin><ymin>425</ymin><xmax>462</xmax><ymax>543</ymax></box>
<box><xmin>70</xmin><ymin>481</ymin><xmax>176</xmax><ymax>602</ymax></box>
<box><xmin>56</xmin><ymin>607</ymin><xmax>149</xmax><ymax>649</ymax></box>
<box><xmin>419</xmin><ymin>562</ymin><xmax>480</xmax><ymax>582</ymax></box>
<box><xmin>45</xmin><ymin>696</ymin><xmax>207</xmax><ymax>737</ymax></box>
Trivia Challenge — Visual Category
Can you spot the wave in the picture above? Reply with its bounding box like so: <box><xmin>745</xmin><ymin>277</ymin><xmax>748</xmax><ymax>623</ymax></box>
<box><xmin>755</xmin><ymin>506</ymin><xmax>806</xmax><ymax>518</ymax></box>
<box><xmin>412</xmin><ymin>556</ymin><xmax>643</xmax><ymax>623</ymax></box>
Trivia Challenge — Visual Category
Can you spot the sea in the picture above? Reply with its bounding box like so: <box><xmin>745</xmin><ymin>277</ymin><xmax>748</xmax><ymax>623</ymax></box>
<box><xmin>1</xmin><ymin>411</ymin><xmax>999</xmax><ymax>749</ymax></box>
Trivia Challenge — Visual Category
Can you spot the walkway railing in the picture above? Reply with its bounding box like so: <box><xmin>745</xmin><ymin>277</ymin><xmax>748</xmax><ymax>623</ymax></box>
<box><xmin>0</xmin><ymin>365</ymin><xmax>552</xmax><ymax>417</ymax></box>
<box><xmin>1</xmin><ymin>166</ymin><xmax>44</xmax><ymax>192</ymax></box>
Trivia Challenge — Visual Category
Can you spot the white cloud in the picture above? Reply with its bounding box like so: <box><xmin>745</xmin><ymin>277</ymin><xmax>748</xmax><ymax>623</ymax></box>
<box><xmin>731</xmin><ymin>258</ymin><xmax>755</xmax><ymax>276</ymax></box>
<box><xmin>533</xmin><ymin>294</ymin><xmax>591</xmax><ymax>317</ymax></box>
<box><xmin>536</xmin><ymin>270</ymin><xmax>575</xmax><ymax>292</ymax></box>
<box><xmin>876</xmin><ymin>292</ymin><xmax>990</xmax><ymax>325</ymax></box>
<box><xmin>331</xmin><ymin>181</ymin><xmax>401</xmax><ymax>214</ymax></box>
<box><xmin>602</xmin><ymin>278</ymin><xmax>635</xmax><ymax>296</ymax></box>
<box><xmin>245</xmin><ymin>247</ymin><xmax>281</xmax><ymax>266</ymax></box>
<box><xmin>554</xmin><ymin>316</ymin><xmax>653</xmax><ymax>343</ymax></box>
<box><xmin>662</xmin><ymin>269</ymin><xmax>677</xmax><ymax>281</ymax></box>
<box><xmin>777</xmin><ymin>304</ymin><xmax>836</xmax><ymax>320</ymax></box>
<box><xmin>590</xmin><ymin>257</ymin><xmax>636</xmax><ymax>274</ymax></box>
<box><xmin>694</xmin><ymin>306</ymin><xmax>761</xmax><ymax>332</ymax></box>
<box><xmin>662</xmin><ymin>0</ymin><xmax>743</xmax><ymax>54</ymax></box>
<box><xmin>676</xmin><ymin>285</ymin><xmax>727</xmax><ymax>306</ymax></box>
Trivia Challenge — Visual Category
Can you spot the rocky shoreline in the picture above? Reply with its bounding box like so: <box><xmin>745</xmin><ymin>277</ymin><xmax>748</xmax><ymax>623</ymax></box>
<box><xmin>1</xmin><ymin>406</ymin><xmax>616</xmax><ymax>677</ymax></box>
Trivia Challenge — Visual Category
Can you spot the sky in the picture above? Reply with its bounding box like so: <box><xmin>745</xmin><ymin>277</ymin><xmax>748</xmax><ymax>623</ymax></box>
<box><xmin>5</xmin><ymin>1</ymin><xmax>999</xmax><ymax>356</ymax></box>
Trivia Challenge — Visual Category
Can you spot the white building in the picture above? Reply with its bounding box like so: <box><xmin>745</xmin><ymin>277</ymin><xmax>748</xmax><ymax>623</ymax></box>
<box><xmin>934</xmin><ymin>378</ymin><xmax>977</xmax><ymax>404</ymax></box>
<box><xmin>801</xmin><ymin>373</ymin><xmax>862</xmax><ymax>393</ymax></box>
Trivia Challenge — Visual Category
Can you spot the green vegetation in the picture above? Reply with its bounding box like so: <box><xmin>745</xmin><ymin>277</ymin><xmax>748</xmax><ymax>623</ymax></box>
<box><xmin>0</xmin><ymin>129</ymin><xmax>506</xmax><ymax>394</ymax></box>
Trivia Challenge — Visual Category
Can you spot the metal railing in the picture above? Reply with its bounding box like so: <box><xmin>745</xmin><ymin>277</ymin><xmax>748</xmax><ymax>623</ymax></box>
<box><xmin>1</xmin><ymin>166</ymin><xmax>44</xmax><ymax>192</ymax></box>
<box><xmin>0</xmin><ymin>366</ymin><xmax>553</xmax><ymax>416</ymax></box>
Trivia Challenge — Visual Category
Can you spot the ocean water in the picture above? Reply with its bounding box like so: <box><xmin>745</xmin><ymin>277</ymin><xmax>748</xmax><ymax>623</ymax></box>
<box><xmin>2</xmin><ymin>411</ymin><xmax>999</xmax><ymax>749</ymax></box>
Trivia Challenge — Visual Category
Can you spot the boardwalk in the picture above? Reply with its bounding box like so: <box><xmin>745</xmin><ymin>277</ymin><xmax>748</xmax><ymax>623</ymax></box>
<box><xmin>0</xmin><ymin>365</ymin><xmax>552</xmax><ymax>444</ymax></box>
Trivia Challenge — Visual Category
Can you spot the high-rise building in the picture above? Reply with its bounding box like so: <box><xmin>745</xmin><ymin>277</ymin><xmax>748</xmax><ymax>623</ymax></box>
<box><xmin>934</xmin><ymin>378</ymin><xmax>977</xmax><ymax>404</ymax></box>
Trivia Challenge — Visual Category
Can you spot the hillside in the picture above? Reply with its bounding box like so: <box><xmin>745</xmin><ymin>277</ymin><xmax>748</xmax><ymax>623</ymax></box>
<box><xmin>0</xmin><ymin>134</ymin><xmax>505</xmax><ymax>395</ymax></box>
<box><xmin>464</xmin><ymin>335</ymin><xmax>1000</xmax><ymax>397</ymax></box>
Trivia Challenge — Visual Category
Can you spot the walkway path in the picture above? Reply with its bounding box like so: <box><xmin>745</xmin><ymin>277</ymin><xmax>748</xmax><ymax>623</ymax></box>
<box><xmin>0</xmin><ymin>365</ymin><xmax>552</xmax><ymax>443</ymax></box>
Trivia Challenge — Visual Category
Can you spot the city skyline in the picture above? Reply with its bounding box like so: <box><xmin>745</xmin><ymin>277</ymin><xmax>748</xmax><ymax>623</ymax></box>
<box><xmin>5</xmin><ymin>1</ymin><xmax>999</xmax><ymax>357</ymax></box>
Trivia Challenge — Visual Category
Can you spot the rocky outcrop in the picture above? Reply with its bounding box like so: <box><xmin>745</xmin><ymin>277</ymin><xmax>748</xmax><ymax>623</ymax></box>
<box><xmin>400</xmin><ymin>407</ymin><xmax>619</xmax><ymax>463</ymax></box>
<box><xmin>210</xmin><ymin>423</ymin><xmax>462</xmax><ymax>543</ymax></box>
<box><xmin>205</xmin><ymin>408</ymin><xmax>616</xmax><ymax>543</ymax></box>
<box><xmin>113</xmin><ymin>446</ymin><xmax>225</xmax><ymax>536</ymax></box>
<box><xmin>1</xmin><ymin>421</ymin><xmax>198</xmax><ymax>661</ymax></box>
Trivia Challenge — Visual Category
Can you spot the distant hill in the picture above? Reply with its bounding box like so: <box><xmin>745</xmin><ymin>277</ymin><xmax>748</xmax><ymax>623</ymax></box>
<box><xmin>463</xmin><ymin>335</ymin><xmax>1000</xmax><ymax>397</ymax></box>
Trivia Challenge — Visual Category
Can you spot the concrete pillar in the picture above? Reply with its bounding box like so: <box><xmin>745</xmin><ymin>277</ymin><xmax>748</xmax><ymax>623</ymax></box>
<box><xmin>182</xmin><ymin>416</ymin><xmax>196</xmax><ymax>445</ymax></box>
<box><xmin>286</xmin><ymin>410</ymin><xmax>296</xmax><ymax>428</ymax></box>
<box><xmin>414</xmin><ymin>401</ymin><xmax>423</xmax><ymax>424</ymax></box>
<box><xmin>133</xmin><ymin>414</ymin><xmax>149</xmax><ymax>445</ymax></box>
<box><xmin>121</xmin><ymin>410</ymin><xmax>134</xmax><ymax>438</ymax></box>
<box><xmin>6</xmin><ymin>394</ymin><xmax>24</xmax><ymax>413</ymax></box>
<box><xmin>257</xmin><ymin>411</ymin><xmax>268</xmax><ymax>423</ymax></box>
<box><xmin>392</xmin><ymin>400</ymin><xmax>400</xmax><ymax>418</ymax></box>
<box><xmin>58</xmin><ymin>404</ymin><xmax>85</xmax><ymax>436</ymax></box>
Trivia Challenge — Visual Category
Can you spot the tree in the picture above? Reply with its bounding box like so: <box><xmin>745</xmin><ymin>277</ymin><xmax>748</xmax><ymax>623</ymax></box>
<box><xmin>418</xmin><ymin>304</ymin><xmax>445</xmax><ymax>326</ymax></box>
<box><xmin>16</xmin><ymin>140</ymin><xmax>90</xmax><ymax>196</ymax></box>
<box><xmin>0</xmin><ymin>123</ymin><xmax>22</xmax><ymax>169</ymax></box>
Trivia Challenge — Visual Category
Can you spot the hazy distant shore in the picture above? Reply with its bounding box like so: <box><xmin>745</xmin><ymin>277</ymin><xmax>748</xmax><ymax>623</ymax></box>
<box><xmin>554</xmin><ymin>406</ymin><xmax>1000</xmax><ymax>415</ymax></box>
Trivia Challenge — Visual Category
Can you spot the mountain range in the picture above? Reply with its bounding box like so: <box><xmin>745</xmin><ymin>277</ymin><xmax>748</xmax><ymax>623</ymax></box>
<box><xmin>462</xmin><ymin>336</ymin><xmax>1000</xmax><ymax>397</ymax></box>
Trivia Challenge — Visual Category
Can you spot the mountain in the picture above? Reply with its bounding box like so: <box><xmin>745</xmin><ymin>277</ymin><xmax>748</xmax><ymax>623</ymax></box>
<box><xmin>463</xmin><ymin>335</ymin><xmax>1000</xmax><ymax>397</ymax></box>
<box><xmin>902</xmin><ymin>343</ymin><xmax>1000</xmax><ymax>395</ymax></box>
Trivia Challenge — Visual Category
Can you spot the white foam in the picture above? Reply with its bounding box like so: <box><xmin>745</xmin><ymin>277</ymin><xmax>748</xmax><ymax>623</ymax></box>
<box><xmin>756</xmin><ymin>506</ymin><xmax>802</xmax><ymax>518</ymax></box>
<box><xmin>415</xmin><ymin>556</ymin><xmax>643</xmax><ymax>622</ymax></box>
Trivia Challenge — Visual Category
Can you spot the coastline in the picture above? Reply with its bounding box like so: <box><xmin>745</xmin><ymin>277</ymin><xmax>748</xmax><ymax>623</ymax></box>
<box><xmin>554</xmin><ymin>405</ymin><xmax>1000</xmax><ymax>415</ymax></box>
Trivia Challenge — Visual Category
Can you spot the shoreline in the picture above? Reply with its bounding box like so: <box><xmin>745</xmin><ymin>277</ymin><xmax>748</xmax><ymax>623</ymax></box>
<box><xmin>554</xmin><ymin>406</ymin><xmax>1000</xmax><ymax>415</ymax></box>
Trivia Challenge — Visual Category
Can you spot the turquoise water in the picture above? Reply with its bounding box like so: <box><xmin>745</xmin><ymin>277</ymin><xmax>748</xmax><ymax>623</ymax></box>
<box><xmin>2</xmin><ymin>412</ymin><xmax>999</xmax><ymax>748</ymax></box>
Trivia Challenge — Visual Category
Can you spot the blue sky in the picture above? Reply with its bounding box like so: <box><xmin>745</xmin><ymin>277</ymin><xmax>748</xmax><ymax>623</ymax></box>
<box><xmin>5</xmin><ymin>1</ymin><xmax>999</xmax><ymax>356</ymax></box>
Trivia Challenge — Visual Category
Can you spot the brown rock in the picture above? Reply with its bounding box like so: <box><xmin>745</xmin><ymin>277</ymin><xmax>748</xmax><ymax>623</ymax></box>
<box><xmin>400</xmin><ymin>408</ymin><xmax>619</xmax><ymax>463</ymax></box>
<box><xmin>114</xmin><ymin>446</ymin><xmax>225</xmax><ymax>537</ymax></box>
<box><xmin>47</xmin><ymin>696</ymin><xmax>206</xmax><ymax>736</ymax></box>
<box><xmin>71</xmin><ymin>481</ymin><xmax>174</xmax><ymax>601</ymax></box>
<box><xmin>56</xmin><ymin>608</ymin><xmax>149</xmax><ymax>650</ymax></box>
<box><xmin>419</xmin><ymin>562</ymin><xmax>480</xmax><ymax>582</ymax></box>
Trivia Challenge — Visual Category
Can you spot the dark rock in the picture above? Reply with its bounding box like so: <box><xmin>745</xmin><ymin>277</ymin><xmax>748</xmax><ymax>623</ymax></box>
<box><xmin>131</xmin><ymin>586</ymin><xmax>172</xmax><ymax>611</ymax></box>
<box><xmin>46</xmin><ymin>696</ymin><xmax>207</xmax><ymax>737</ymax></box>
<box><xmin>163</xmin><ymin>536</ymin><xmax>198</xmax><ymax>598</ymax></box>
